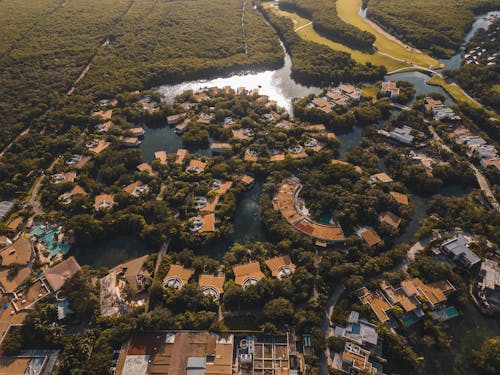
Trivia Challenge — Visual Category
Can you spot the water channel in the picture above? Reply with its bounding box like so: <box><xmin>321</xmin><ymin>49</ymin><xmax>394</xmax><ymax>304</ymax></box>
<box><xmin>72</xmin><ymin>10</ymin><xmax>499</xmax><ymax>374</ymax></box>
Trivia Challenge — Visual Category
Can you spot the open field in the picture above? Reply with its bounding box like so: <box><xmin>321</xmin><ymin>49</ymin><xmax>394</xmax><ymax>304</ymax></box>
<box><xmin>428</xmin><ymin>75</ymin><xmax>500</xmax><ymax>119</ymax></box>
<box><xmin>336</xmin><ymin>0</ymin><xmax>441</xmax><ymax>69</ymax></box>
<box><xmin>270</xmin><ymin>7</ymin><xmax>406</xmax><ymax>71</ymax></box>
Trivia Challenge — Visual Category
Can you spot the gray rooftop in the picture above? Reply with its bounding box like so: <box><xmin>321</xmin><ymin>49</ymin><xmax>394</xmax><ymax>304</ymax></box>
<box><xmin>0</xmin><ymin>201</ymin><xmax>14</xmax><ymax>220</ymax></box>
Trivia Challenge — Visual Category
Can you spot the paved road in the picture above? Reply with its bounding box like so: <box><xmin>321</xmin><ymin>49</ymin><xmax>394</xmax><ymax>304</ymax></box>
<box><xmin>428</xmin><ymin>125</ymin><xmax>500</xmax><ymax>212</ymax></box>
<box><xmin>319</xmin><ymin>284</ymin><xmax>346</xmax><ymax>375</ymax></box>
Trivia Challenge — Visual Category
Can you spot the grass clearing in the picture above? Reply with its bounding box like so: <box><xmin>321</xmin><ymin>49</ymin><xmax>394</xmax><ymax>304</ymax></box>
<box><xmin>428</xmin><ymin>75</ymin><xmax>500</xmax><ymax>119</ymax></box>
<box><xmin>336</xmin><ymin>0</ymin><xmax>441</xmax><ymax>69</ymax></box>
<box><xmin>272</xmin><ymin>7</ymin><xmax>407</xmax><ymax>71</ymax></box>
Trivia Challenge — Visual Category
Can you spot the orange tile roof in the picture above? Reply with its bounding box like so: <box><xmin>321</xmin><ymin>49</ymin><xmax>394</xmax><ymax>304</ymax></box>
<box><xmin>0</xmin><ymin>266</ymin><xmax>30</xmax><ymax>293</ymax></box>
<box><xmin>265</xmin><ymin>255</ymin><xmax>296</xmax><ymax>278</ymax></box>
<box><xmin>154</xmin><ymin>151</ymin><xmax>168</xmax><ymax>165</ymax></box>
<box><xmin>232</xmin><ymin>129</ymin><xmax>252</xmax><ymax>140</ymax></box>
<box><xmin>74</xmin><ymin>155</ymin><xmax>92</xmax><ymax>169</ymax></box>
<box><xmin>213</xmin><ymin>181</ymin><xmax>232</xmax><ymax>195</ymax></box>
<box><xmin>360</xmin><ymin>291</ymin><xmax>392</xmax><ymax>322</ymax></box>
<box><xmin>0</xmin><ymin>238</ymin><xmax>32</xmax><ymax>266</ymax></box>
<box><xmin>240</xmin><ymin>175</ymin><xmax>254</xmax><ymax>186</ymax></box>
<box><xmin>93</xmin><ymin>109</ymin><xmax>113</xmax><ymax>120</ymax></box>
<box><xmin>371</xmin><ymin>173</ymin><xmax>393</xmax><ymax>183</ymax></box>
<box><xmin>7</xmin><ymin>218</ymin><xmax>23</xmax><ymax>232</ymax></box>
<box><xmin>187</xmin><ymin>159</ymin><xmax>207</xmax><ymax>172</ymax></box>
<box><xmin>409</xmin><ymin>278</ymin><xmax>448</xmax><ymax>306</ymax></box>
<box><xmin>269</xmin><ymin>153</ymin><xmax>285</xmax><ymax>162</ymax></box>
<box><xmin>70</xmin><ymin>185</ymin><xmax>87</xmax><ymax>196</ymax></box>
<box><xmin>244</xmin><ymin>153</ymin><xmax>258</xmax><ymax>162</ymax></box>
<box><xmin>305</xmin><ymin>124</ymin><xmax>326</xmax><ymax>132</ymax></box>
<box><xmin>200</xmin><ymin>196</ymin><xmax>219</xmax><ymax>212</ymax></box>
<box><xmin>199</xmin><ymin>213</ymin><xmax>216</xmax><ymax>233</ymax></box>
<box><xmin>89</xmin><ymin>140</ymin><xmax>110</xmax><ymax>154</ymax></box>
<box><xmin>360</xmin><ymin>227</ymin><xmax>383</xmax><ymax>247</ymax></box>
<box><xmin>210</xmin><ymin>142</ymin><xmax>232</xmax><ymax>150</ymax></box>
<box><xmin>136</xmin><ymin>162</ymin><xmax>152</xmax><ymax>174</ymax></box>
<box><xmin>63</xmin><ymin>171</ymin><xmax>76</xmax><ymax>183</ymax></box>
<box><xmin>43</xmin><ymin>256</ymin><xmax>81</xmax><ymax>292</ymax></box>
<box><xmin>233</xmin><ymin>262</ymin><xmax>265</xmax><ymax>286</ymax></box>
<box><xmin>274</xmin><ymin>178</ymin><xmax>345</xmax><ymax>242</ymax></box>
<box><xmin>123</xmin><ymin>181</ymin><xmax>141</xmax><ymax>195</ymax></box>
<box><xmin>199</xmin><ymin>274</ymin><xmax>225</xmax><ymax>295</ymax></box>
<box><xmin>378</xmin><ymin>211</ymin><xmax>401</xmax><ymax>229</ymax></box>
<box><xmin>175</xmin><ymin>149</ymin><xmax>188</xmax><ymax>165</ymax></box>
<box><xmin>94</xmin><ymin>194</ymin><xmax>115</xmax><ymax>210</ymax></box>
<box><xmin>164</xmin><ymin>264</ymin><xmax>193</xmax><ymax>287</ymax></box>
<box><xmin>390</xmin><ymin>191</ymin><xmax>409</xmax><ymax>205</ymax></box>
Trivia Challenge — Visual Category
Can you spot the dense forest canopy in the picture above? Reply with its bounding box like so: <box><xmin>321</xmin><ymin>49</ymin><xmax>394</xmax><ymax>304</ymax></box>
<box><xmin>0</xmin><ymin>0</ymin><xmax>283</xmax><ymax>199</ymax></box>
<box><xmin>367</xmin><ymin>0</ymin><xmax>500</xmax><ymax>57</ymax></box>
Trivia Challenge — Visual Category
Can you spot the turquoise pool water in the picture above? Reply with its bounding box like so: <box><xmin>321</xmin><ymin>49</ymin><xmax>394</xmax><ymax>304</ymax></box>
<box><xmin>444</xmin><ymin>306</ymin><xmax>459</xmax><ymax>319</ymax></box>
<box><xmin>30</xmin><ymin>225</ymin><xmax>70</xmax><ymax>256</ymax></box>
<box><xmin>319</xmin><ymin>212</ymin><xmax>332</xmax><ymax>224</ymax></box>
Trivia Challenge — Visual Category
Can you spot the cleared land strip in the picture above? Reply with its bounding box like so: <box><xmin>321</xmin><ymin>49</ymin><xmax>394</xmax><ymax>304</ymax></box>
<box><xmin>270</xmin><ymin>6</ymin><xmax>407</xmax><ymax>71</ymax></box>
<box><xmin>335</xmin><ymin>0</ymin><xmax>440</xmax><ymax>69</ymax></box>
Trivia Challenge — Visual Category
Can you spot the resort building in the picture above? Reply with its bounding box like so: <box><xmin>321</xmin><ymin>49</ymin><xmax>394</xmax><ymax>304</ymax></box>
<box><xmin>88</xmin><ymin>139</ymin><xmax>110</xmax><ymax>154</ymax></box>
<box><xmin>0</xmin><ymin>352</ymin><xmax>59</xmax><ymax>375</ymax></box>
<box><xmin>95</xmin><ymin>121</ymin><xmax>113</xmax><ymax>133</ymax></box>
<box><xmin>239</xmin><ymin>175</ymin><xmax>255</xmax><ymax>190</ymax></box>
<box><xmin>480</xmin><ymin>157</ymin><xmax>500</xmax><ymax>171</ymax></box>
<box><xmin>123</xmin><ymin>181</ymin><xmax>149</xmax><ymax>197</ymax></box>
<box><xmin>0</xmin><ymin>237</ymin><xmax>33</xmax><ymax>267</ymax></box>
<box><xmin>111</xmin><ymin>255</ymin><xmax>150</xmax><ymax>293</ymax></box>
<box><xmin>389</xmin><ymin>125</ymin><xmax>414</xmax><ymax>145</ymax></box>
<box><xmin>381</xmin><ymin>81</ymin><xmax>400</xmax><ymax>98</ymax></box>
<box><xmin>130</xmin><ymin>127</ymin><xmax>145</xmax><ymax>137</ymax></box>
<box><xmin>42</xmin><ymin>256</ymin><xmax>82</xmax><ymax>293</ymax></box>
<box><xmin>390</xmin><ymin>191</ymin><xmax>409</xmax><ymax>205</ymax></box>
<box><xmin>234</xmin><ymin>333</ymin><xmax>300</xmax><ymax>375</ymax></box>
<box><xmin>186</xmin><ymin>159</ymin><xmax>206</xmax><ymax>173</ymax></box>
<box><xmin>175</xmin><ymin>149</ymin><xmax>188</xmax><ymax>165</ymax></box>
<box><xmin>154</xmin><ymin>151</ymin><xmax>168</xmax><ymax>165</ymax></box>
<box><xmin>194</xmin><ymin>92</ymin><xmax>210</xmax><ymax>102</ymax></box>
<box><xmin>92</xmin><ymin>109</ymin><xmax>113</xmax><ymax>120</ymax></box>
<box><xmin>137</xmin><ymin>162</ymin><xmax>156</xmax><ymax>176</ymax></box>
<box><xmin>378</xmin><ymin>211</ymin><xmax>402</xmax><ymax>229</ymax></box>
<box><xmin>332</xmin><ymin>342</ymin><xmax>380</xmax><ymax>374</ymax></box>
<box><xmin>121</xmin><ymin>136</ymin><xmax>141</xmax><ymax>147</ymax></box>
<box><xmin>233</xmin><ymin>262</ymin><xmax>265</xmax><ymax>288</ymax></box>
<box><xmin>273</xmin><ymin>177</ymin><xmax>345</xmax><ymax>245</ymax></box>
<box><xmin>101</xmin><ymin>255</ymin><xmax>150</xmax><ymax>317</ymax></box>
<box><xmin>198</xmin><ymin>274</ymin><xmax>225</xmax><ymax>300</ymax></box>
<box><xmin>115</xmin><ymin>331</ymin><xmax>233</xmax><ymax>375</ymax></box>
<box><xmin>478</xmin><ymin>259</ymin><xmax>500</xmax><ymax>311</ymax></box>
<box><xmin>441</xmin><ymin>234</ymin><xmax>481</xmax><ymax>270</ymax></box>
<box><xmin>211</xmin><ymin>180</ymin><xmax>232</xmax><ymax>195</ymax></box>
<box><xmin>369</xmin><ymin>173</ymin><xmax>393</xmax><ymax>184</ymax></box>
<box><xmin>265</xmin><ymin>255</ymin><xmax>296</xmax><ymax>279</ymax></box>
<box><xmin>334</xmin><ymin>311</ymin><xmax>379</xmax><ymax>348</ymax></box>
<box><xmin>167</xmin><ymin>114</ymin><xmax>181</xmax><ymax>125</ymax></box>
<box><xmin>210</xmin><ymin>142</ymin><xmax>232</xmax><ymax>153</ymax></box>
<box><xmin>52</xmin><ymin>171</ymin><xmax>76</xmax><ymax>184</ymax></box>
<box><xmin>190</xmin><ymin>214</ymin><xmax>216</xmax><ymax>233</ymax></box>
<box><xmin>163</xmin><ymin>264</ymin><xmax>193</xmax><ymax>289</ymax></box>
<box><xmin>94</xmin><ymin>194</ymin><xmax>115</xmax><ymax>211</ymax></box>
<box><xmin>356</xmin><ymin>227</ymin><xmax>383</xmax><ymax>247</ymax></box>
<box><xmin>358</xmin><ymin>278</ymin><xmax>456</xmax><ymax>324</ymax></box>
<box><xmin>175</xmin><ymin>119</ymin><xmax>191</xmax><ymax>134</ymax></box>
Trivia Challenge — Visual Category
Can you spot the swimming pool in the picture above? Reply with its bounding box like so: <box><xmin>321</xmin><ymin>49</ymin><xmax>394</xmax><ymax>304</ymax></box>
<box><xmin>30</xmin><ymin>224</ymin><xmax>70</xmax><ymax>256</ymax></box>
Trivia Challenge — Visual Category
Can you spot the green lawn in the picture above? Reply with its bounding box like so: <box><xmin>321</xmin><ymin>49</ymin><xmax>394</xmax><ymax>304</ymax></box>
<box><xmin>428</xmin><ymin>75</ymin><xmax>500</xmax><ymax>119</ymax></box>
<box><xmin>272</xmin><ymin>7</ymin><xmax>407</xmax><ymax>71</ymax></box>
<box><xmin>336</xmin><ymin>0</ymin><xmax>441</xmax><ymax>70</ymax></box>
